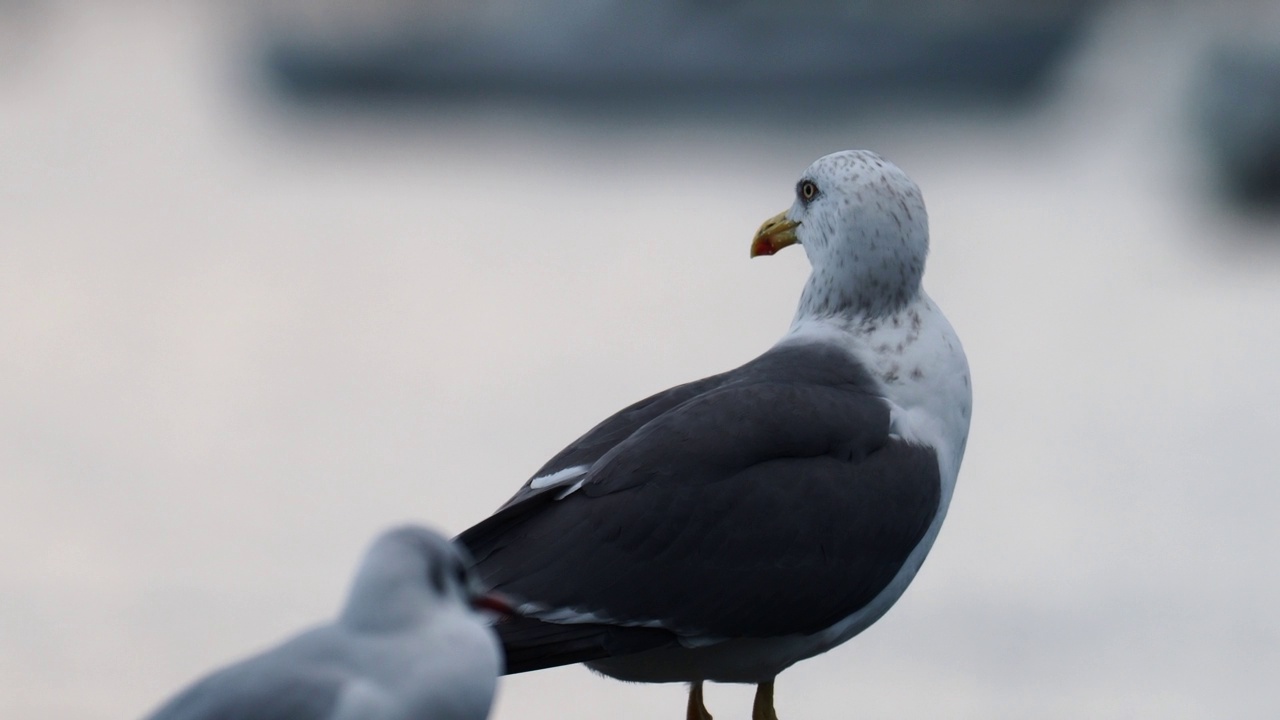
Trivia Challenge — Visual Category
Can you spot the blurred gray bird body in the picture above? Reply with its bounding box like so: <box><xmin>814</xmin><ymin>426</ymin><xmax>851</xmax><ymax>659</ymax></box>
<box><xmin>143</xmin><ymin>526</ymin><xmax>502</xmax><ymax>720</ymax></box>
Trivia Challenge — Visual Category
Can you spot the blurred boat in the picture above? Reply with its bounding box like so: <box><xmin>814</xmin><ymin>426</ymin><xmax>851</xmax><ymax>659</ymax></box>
<box><xmin>256</xmin><ymin>0</ymin><xmax>1101</xmax><ymax>106</ymax></box>
<box><xmin>1194</xmin><ymin>43</ymin><xmax>1280</xmax><ymax>206</ymax></box>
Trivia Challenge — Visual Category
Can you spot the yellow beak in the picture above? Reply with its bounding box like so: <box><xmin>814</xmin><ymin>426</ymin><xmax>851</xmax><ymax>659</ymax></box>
<box><xmin>750</xmin><ymin>212</ymin><xmax>800</xmax><ymax>258</ymax></box>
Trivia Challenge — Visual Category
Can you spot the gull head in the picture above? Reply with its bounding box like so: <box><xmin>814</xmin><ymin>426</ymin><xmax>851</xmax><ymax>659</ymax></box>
<box><xmin>340</xmin><ymin>525</ymin><xmax>510</xmax><ymax>632</ymax></box>
<box><xmin>753</xmin><ymin>150</ymin><xmax>930</xmax><ymax>320</ymax></box>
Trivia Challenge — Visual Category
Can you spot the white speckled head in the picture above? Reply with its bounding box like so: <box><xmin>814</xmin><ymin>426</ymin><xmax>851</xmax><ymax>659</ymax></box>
<box><xmin>786</xmin><ymin>150</ymin><xmax>929</xmax><ymax>319</ymax></box>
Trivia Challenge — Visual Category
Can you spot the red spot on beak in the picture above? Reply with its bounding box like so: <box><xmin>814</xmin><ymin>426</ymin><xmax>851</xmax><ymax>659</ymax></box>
<box><xmin>751</xmin><ymin>236</ymin><xmax>778</xmax><ymax>257</ymax></box>
<box><xmin>750</xmin><ymin>213</ymin><xmax>799</xmax><ymax>258</ymax></box>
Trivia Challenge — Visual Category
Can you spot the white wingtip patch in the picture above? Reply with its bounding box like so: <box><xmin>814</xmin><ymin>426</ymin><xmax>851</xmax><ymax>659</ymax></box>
<box><xmin>528</xmin><ymin>464</ymin><xmax>591</xmax><ymax>490</ymax></box>
<box><xmin>554</xmin><ymin>479</ymin><xmax>586</xmax><ymax>500</ymax></box>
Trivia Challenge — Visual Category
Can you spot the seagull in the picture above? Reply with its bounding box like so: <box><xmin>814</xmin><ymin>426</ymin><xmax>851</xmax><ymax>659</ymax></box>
<box><xmin>143</xmin><ymin>525</ymin><xmax>509</xmax><ymax>720</ymax></box>
<box><xmin>458</xmin><ymin>150</ymin><xmax>972</xmax><ymax>720</ymax></box>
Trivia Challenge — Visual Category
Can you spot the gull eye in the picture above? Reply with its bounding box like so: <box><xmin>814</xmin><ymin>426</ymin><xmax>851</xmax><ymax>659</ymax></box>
<box><xmin>798</xmin><ymin>180</ymin><xmax>819</xmax><ymax>203</ymax></box>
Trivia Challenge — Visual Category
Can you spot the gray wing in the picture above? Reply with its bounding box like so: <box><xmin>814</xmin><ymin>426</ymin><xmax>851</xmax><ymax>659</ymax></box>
<box><xmin>459</xmin><ymin>343</ymin><xmax>941</xmax><ymax>643</ymax></box>
<box><xmin>144</xmin><ymin>648</ymin><xmax>345</xmax><ymax>720</ymax></box>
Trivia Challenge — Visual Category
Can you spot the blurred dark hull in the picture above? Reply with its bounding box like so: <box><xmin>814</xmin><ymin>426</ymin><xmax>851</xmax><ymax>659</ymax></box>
<box><xmin>1195</xmin><ymin>45</ymin><xmax>1280</xmax><ymax>206</ymax></box>
<box><xmin>258</xmin><ymin>1</ymin><xmax>1101</xmax><ymax>106</ymax></box>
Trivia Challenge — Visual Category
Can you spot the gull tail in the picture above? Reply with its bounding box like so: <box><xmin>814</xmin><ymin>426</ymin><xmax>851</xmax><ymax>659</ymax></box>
<box><xmin>494</xmin><ymin>615</ymin><xmax>674</xmax><ymax>675</ymax></box>
<box><xmin>456</xmin><ymin>490</ymin><xmax>675</xmax><ymax>675</ymax></box>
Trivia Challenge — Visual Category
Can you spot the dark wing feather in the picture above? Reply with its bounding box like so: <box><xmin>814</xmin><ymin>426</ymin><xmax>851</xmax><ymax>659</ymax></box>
<box><xmin>493</xmin><ymin>616</ymin><xmax>676</xmax><ymax>674</ymax></box>
<box><xmin>495</xmin><ymin>372</ymin><xmax>733</xmax><ymax>511</ymax></box>
<box><xmin>458</xmin><ymin>343</ymin><xmax>941</xmax><ymax>656</ymax></box>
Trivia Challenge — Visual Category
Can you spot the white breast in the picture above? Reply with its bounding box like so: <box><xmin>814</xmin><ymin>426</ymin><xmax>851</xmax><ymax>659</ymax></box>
<box><xmin>847</xmin><ymin>292</ymin><xmax>971</xmax><ymax>503</ymax></box>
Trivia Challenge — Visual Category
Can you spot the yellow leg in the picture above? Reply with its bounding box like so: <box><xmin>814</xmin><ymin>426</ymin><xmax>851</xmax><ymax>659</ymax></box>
<box><xmin>752</xmin><ymin>680</ymin><xmax>779</xmax><ymax>720</ymax></box>
<box><xmin>686</xmin><ymin>681</ymin><xmax>713</xmax><ymax>720</ymax></box>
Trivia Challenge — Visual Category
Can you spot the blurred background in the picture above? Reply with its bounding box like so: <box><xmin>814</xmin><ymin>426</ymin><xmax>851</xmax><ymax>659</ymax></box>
<box><xmin>3</xmin><ymin>1</ymin><xmax>1279</xmax><ymax>718</ymax></box>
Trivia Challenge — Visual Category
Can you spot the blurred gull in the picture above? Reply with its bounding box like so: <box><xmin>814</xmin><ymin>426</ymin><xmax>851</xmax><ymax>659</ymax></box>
<box><xmin>142</xmin><ymin>525</ymin><xmax>507</xmax><ymax>720</ymax></box>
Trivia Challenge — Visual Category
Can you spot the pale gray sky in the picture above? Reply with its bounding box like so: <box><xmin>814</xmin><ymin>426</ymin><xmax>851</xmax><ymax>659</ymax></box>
<box><xmin>2</xmin><ymin>3</ymin><xmax>1278</xmax><ymax>719</ymax></box>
